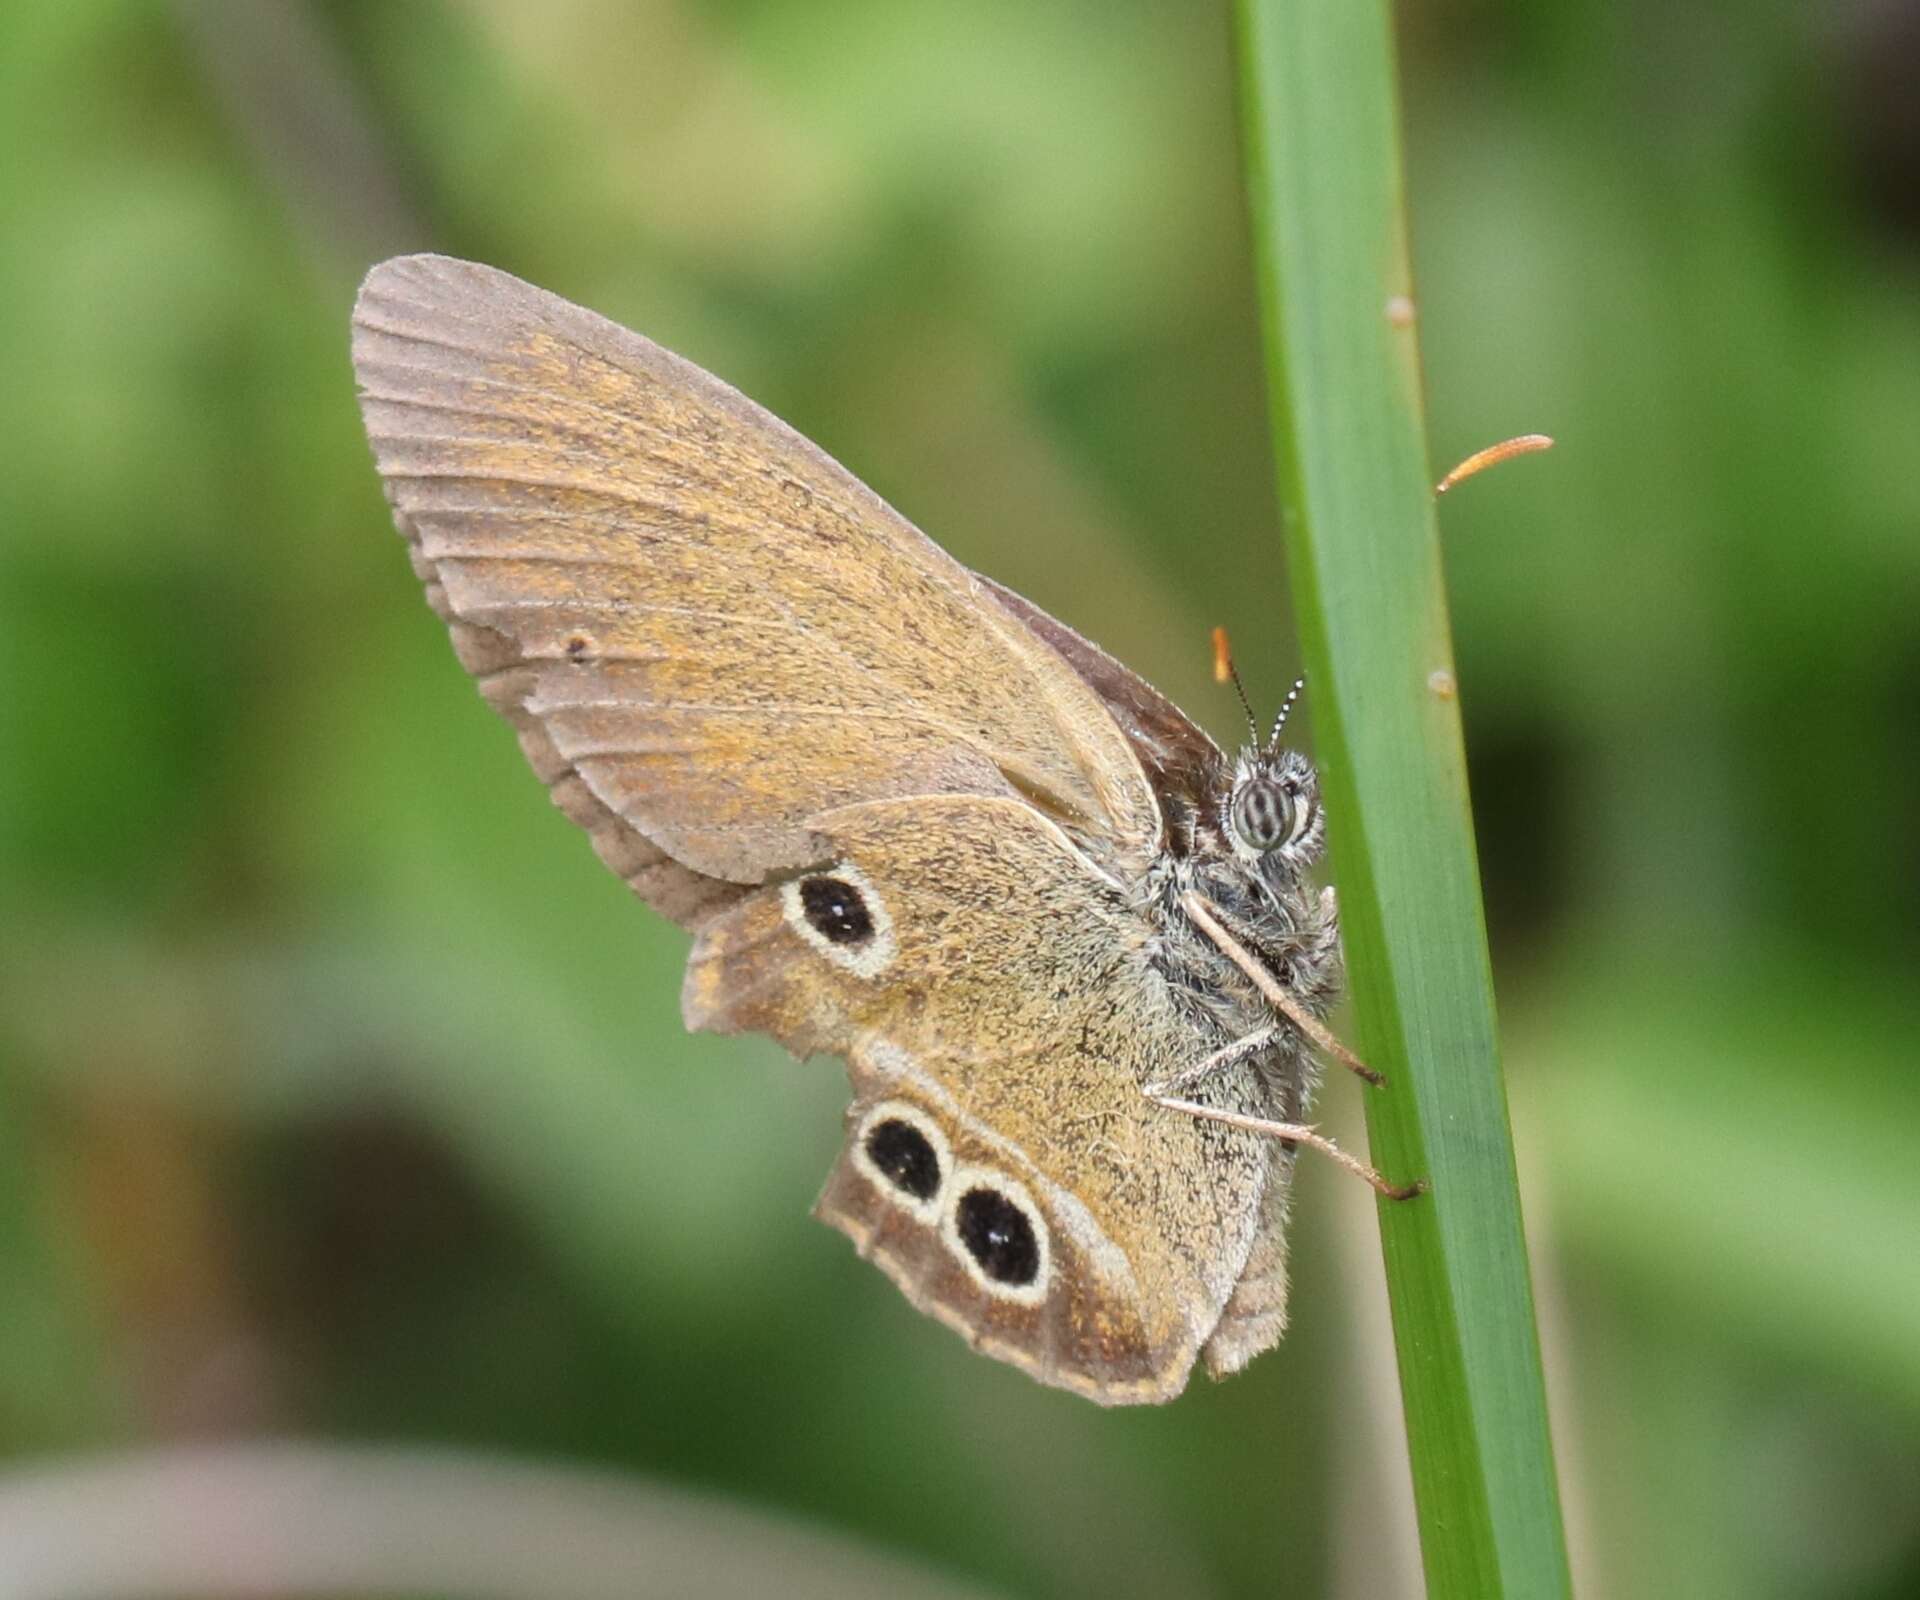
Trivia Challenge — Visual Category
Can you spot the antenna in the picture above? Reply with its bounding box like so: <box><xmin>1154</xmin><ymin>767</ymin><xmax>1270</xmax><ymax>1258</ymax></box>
<box><xmin>1211</xmin><ymin>626</ymin><xmax>1261</xmax><ymax>746</ymax></box>
<box><xmin>1268</xmin><ymin>675</ymin><xmax>1306</xmax><ymax>749</ymax></box>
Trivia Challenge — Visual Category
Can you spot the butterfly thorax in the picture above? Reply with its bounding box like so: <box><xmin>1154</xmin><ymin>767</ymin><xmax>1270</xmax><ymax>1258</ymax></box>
<box><xmin>1138</xmin><ymin>744</ymin><xmax>1340</xmax><ymax>1081</ymax></box>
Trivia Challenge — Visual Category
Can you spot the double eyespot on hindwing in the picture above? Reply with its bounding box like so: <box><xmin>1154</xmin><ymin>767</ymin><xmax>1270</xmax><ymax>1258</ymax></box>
<box><xmin>849</xmin><ymin>1100</ymin><xmax>1051</xmax><ymax>1303</ymax></box>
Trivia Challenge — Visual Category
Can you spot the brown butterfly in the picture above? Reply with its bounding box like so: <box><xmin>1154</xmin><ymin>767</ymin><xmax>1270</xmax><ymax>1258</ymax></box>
<box><xmin>351</xmin><ymin>255</ymin><xmax>1415</xmax><ymax>1406</ymax></box>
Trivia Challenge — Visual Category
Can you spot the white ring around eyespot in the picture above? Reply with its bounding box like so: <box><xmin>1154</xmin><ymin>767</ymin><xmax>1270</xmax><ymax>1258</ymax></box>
<box><xmin>779</xmin><ymin>861</ymin><xmax>897</xmax><ymax>979</ymax></box>
<box><xmin>849</xmin><ymin>1100</ymin><xmax>950</xmax><ymax>1223</ymax></box>
<box><xmin>940</xmin><ymin>1164</ymin><xmax>1052</xmax><ymax>1307</ymax></box>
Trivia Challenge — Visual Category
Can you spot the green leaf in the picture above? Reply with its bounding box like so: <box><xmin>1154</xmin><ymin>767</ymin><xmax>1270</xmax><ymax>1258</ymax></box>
<box><xmin>1234</xmin><ymin>2</ymin><xmax>1573</xmax><ymax>1594</ymax></box>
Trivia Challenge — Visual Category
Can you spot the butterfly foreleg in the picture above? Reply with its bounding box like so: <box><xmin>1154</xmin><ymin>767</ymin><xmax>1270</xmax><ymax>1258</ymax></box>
<box><xmin>1180</xmin><ymin>891</ymin><xmax>1384</xmax><ymax>1088</ymax></box>
<box><xmin>1141</xmin><ymin>1025</ymin><xmax>1279</xmax><ymax>1100</ymax></box>
<box><xmin>1149</xmin><ymin>1094</ymin><xmax>1424</xmax><ymax>1202</ymax></box>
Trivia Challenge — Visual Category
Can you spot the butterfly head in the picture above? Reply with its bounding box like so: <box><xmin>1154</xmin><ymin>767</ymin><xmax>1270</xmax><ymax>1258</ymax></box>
<box><xmin>1224</xmin><ymin>744</ymin><xmax>1323</xmax><ymax>867</ymax></box>
<box><xmin>1218</xmin><ymin>673</ymin><xmax>1323</xmax><ymax>866</ymax></box>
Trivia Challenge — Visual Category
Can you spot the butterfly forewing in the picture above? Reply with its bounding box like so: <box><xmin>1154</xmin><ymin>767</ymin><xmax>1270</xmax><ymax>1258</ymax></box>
<box><xmin>352</xmin><ymin>255</ymin><xmax>1159</xmax><ymax>886</ymax></box>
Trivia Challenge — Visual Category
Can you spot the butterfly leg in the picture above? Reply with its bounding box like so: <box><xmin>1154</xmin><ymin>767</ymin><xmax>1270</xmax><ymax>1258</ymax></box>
<box><xmin>1150</xmin><ymin>1094</ymin><xmax>1425</xmax><ymax>1201</ymax></box>
<box><xmin>1181</xmin><ymin>891</ymin><xmax>1384</xmax><ymax>1087</ymax></box>
<box><xmin>1141</xmin><ymin>1026</ymin><xmax>1279</xmax><ymax>1100</ymax></box>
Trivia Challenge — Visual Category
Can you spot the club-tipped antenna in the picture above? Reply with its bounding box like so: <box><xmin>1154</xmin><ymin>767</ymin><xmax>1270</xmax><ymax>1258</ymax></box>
<box><xmin>1211</xmin><ymin>626</ymin><xmax>1261</xmax><ymax>746</ymax></box>
<box><xmin>1268</xmin><ymin>675</ymin><xmax>1306</xmax><ymax>749</ymax></box>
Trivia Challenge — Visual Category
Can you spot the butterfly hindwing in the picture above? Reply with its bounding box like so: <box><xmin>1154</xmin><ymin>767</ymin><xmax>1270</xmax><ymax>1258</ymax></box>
<box><xmin>682</xmin><ymin>795</ymin><xmax>1277</xmax><ymax>1402</ymax></box>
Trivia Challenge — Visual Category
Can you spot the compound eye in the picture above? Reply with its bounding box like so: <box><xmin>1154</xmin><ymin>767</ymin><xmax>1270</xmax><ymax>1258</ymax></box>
<box><xmin>1231</xmin><ymin>779</ymin><xmax>1296</xmax><ymax>852</ymax></box>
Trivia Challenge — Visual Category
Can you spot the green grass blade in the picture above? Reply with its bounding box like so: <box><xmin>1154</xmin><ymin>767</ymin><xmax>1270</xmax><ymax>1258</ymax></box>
<box><xmin>1233</xmin><ymin>2</ymin><xmax>1573</xmax><ymax>1595</ymax></box>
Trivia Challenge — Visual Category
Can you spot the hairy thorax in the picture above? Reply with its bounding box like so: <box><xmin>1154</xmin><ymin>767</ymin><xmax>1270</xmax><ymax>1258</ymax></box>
<box><xmin>1136</xmin><ymin>834</ymin><xmax>1341</xmax><ymax>1089</ymax></box>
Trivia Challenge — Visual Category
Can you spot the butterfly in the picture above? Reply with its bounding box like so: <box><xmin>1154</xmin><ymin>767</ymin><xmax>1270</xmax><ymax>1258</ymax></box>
<box><xmin>350</xmin><ymin>255</ymin><xmax>1414</xmax><ymax>1406</ymax></box>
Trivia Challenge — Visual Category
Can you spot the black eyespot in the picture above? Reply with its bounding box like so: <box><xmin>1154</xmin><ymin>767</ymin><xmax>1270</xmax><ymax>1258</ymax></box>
<box><xmin>1231</xmin><ymin>779</ymin><xmax>1296</xmax><ymax>852</ymax></box>
<box><xmin>799</xmin><ymin>875</ymin><xmax>874</xmax><ymax>945</ymax></box>
<box><xmin>956</xmin><ymin>1187</ymin><xmax>1040</xmax><ymax>1286</ymax></box>
<box><xmin>864</xmin><ymin>1118</ymin><xmax>941</xmax><ymax>1202</ymax></box>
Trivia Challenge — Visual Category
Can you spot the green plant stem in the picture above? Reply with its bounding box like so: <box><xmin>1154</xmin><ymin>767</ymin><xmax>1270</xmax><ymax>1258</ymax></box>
<box><xmin>1232</xmin><ymin>2</ymin><xmax>1572</xmax><ymax>1595</ymax></box>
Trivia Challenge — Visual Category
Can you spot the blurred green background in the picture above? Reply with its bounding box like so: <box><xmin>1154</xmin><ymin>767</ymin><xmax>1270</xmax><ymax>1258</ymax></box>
<box><xmin>3</xmin><ymin>1</ymin><xmax>1918</xmax><ymax>1595</ymax></box>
